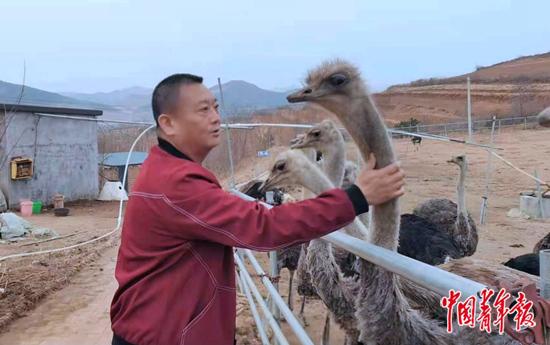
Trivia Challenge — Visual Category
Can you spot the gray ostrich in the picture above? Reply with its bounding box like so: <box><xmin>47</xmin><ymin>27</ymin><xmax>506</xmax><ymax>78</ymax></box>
<box><xmin>413</xmin><ymin>155</ymin><xmax>479</xmax><ymax>257</ymax></box>
<box><xmin>287</xmin><ymin>59</ymin><xmax>523</xmax><ymax>345</ymax></box>
<box><xmin>262</xmin><ymin>149</ymin><xmax>368</xmax><ymax>344</ymax></box>
<box><xmin>538</xmin><ymin>106</ymin><xmax>550</xmax><ymax>127</ymax></box>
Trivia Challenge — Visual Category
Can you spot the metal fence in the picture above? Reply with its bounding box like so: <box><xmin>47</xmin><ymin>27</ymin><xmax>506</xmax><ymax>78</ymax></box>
<box><xmin>394</xmin><ymin>115</ymin><xmax>539</xmax><ymax>137</ymax></box>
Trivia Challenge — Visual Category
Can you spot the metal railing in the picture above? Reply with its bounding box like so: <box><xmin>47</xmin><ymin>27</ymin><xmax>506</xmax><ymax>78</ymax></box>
<box><xmin>231</xmin><ymin>190</ymin><xmax>487</xmax><ymax>299</ymax></box>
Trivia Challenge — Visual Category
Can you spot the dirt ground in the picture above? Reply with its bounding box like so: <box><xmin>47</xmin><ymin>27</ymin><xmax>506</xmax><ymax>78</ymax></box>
<box><xmin>0</xmin><ymin>126</ymin><xmax>549</xmax><ymax>345</ymax></box>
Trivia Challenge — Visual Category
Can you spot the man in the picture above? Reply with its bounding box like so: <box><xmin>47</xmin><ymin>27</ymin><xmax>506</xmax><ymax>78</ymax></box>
<box><xmin>110</xmin><ymin>73</ymin><xmax>405</xmax><ymax>345</ymax></box>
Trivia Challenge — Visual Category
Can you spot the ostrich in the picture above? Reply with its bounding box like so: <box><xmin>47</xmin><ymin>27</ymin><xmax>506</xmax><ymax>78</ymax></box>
<box><xmin>287</xmin><ymin>59</ymin><xmax>523</xmax><ymax>345</ymax></box>
<box><xmin>411</xmin><ymin>136</ymin><xmax>422</xmax><ymax>151</ymax></box>
<box><xmin>538</xmin><ymin>106</ymin><xmax>550</xmax><ymax>127</ymax></box>
<box><xmin>294</xmin><ymin>119</ymin><xmax>459</xmax><ymax>265</ymax></box>
<box><xmin>413</xmin><ymin>155</ymin><xmax>479</xmax><ymax>257</ymax></box>
<box><xmin>261</xmin><ymin>150</ymin><xmax>537</xmax><ymax>344</ymax></box>
<box><xmin>261</xmin><ymin>149</ymin><xmax>368</xmax><ymax>344</ymax></box>
<box><xmin>503</xmin><ymin>253</ymin><xmax>540</xmax><ymax>276</ymax></box>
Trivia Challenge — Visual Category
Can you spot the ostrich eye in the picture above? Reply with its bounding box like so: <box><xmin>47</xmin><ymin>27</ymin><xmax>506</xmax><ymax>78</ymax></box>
<box><xmin>311</xmin><ymin>130</ymin><xmax>321</xmax><ymax>138</ymax></box>
<box><xmin>275</xmin><ymin>162</ymin><xmax>286</xmax><ymax>171</ymax></box>
<box><xmin>328</xmin><ymin>73</ymin><xmax>348</xmax><ymax>87</ymax></box>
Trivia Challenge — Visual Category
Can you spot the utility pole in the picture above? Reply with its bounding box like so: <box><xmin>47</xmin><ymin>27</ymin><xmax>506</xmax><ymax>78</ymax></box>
<box><xmin>467</xmin><ymin>76</ymin><xmax>473</xmax><ymax>142</ymax></box>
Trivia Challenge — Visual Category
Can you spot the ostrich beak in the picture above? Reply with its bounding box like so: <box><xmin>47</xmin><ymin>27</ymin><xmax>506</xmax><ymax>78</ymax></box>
<box><xmin>258</xmin><ymin>180</ymin><xmax>269</xmax><ymax>194</ymax></box>
<box><xmin>290</xmin><ymin>141</ymin><xmax>306</xmax><ymax>149</ymax></box>
<box><xmin>287</xmin><ymin>86</ymin><xmax>321</xmax><ymax>103</ymax></box>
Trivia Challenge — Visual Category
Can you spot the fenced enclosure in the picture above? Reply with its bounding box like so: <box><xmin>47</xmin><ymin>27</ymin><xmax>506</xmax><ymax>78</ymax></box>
<box><xmin>97</xmin><ymin>114</ymin><xmax>541</xmax><ymax>182</ymax></box>
<box><xmin>394</xmin><ymin>115</ymin><xmax>539</xmax><ymax>137</ymax></box>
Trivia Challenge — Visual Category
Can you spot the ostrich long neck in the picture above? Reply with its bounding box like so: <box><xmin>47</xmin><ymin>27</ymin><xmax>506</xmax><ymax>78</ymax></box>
<box><xmin>343</xmin><ymin>95</ymin><xmax>399</xmax><ymax>249</ymax></box>
<box><xmin>322</xmin><ymin>138</ymin><xmax>346</xmax><ymax>187</ymax></box>
<box><xmin>296</xmin><ymin>159</ymin><xmax>368</xmax><ymax>238</ymax></box>
<box><xmin>326</xmin><ymin>93</ymin><xmax>453</xmax><ymax>345</ymax></box>
<box><xmin>456</xmin><ymin>163</ymin><xmax>468</xmax><ymax>219</ymax></box>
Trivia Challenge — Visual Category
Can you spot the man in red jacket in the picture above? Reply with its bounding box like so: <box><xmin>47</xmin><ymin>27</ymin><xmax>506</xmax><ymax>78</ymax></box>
<box><xmin>110</xmin><ymin>73</ymin><xmax>405</xmax><ymax>345</ymax></box>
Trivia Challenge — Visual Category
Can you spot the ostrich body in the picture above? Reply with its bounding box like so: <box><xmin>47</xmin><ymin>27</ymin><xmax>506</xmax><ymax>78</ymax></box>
<box><xmin>287</xmin><ymin>59</ymin><xmax>522</xmax><ymax>345</ymax></box>
<box><xmin>413</xmin><ymin>155</ymin><xmax>478</xmax><ymax>257</ymax></box>
<box><xmin>503</xmin><ymin>253</ymin><xmax>540</xmax><ymax>276</ymax></box>
<box><xmin>398</xmin><ymin>214</ymin><xmax>460</xmax><ymax>265</ymax></box>
<box><xmin>538</xmin><ymin>106</ymin><xmax>550</xmax><ymax>127</ymax></box>
<box><xmin>411</xmin><ymin>136</ymin><xmax>422</xmax><ymax>151</ymax></box>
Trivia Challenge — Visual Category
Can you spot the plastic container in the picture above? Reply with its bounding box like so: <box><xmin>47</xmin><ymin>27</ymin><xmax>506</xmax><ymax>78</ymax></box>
<box><xmin>20</xmin><ymin>200</ymin><xmax>33</xmax><ymax>217</ymax></box>
<box><xmin>32</xmin><ymin>200</ymin><xmax>43</xmax><ymax>214</ymax></box>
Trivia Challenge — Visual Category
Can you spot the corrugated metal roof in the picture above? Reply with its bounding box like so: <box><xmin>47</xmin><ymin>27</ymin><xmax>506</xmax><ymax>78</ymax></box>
<box><xmin>99</xmin><ymin>152</ymin><xmax>148</xmax><ymax>167</ymax></box>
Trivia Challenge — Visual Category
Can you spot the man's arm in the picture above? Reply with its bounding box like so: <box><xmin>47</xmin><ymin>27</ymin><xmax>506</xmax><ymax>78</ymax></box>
<box><xmin>146</xmin><ymin>172</ymin><xmax>364</xmax><ymax>251</ymax></box>
<box><xmin>137</xmin><ymin>154</ymin><xmax>404</xmax><ymax>251</ymax></box>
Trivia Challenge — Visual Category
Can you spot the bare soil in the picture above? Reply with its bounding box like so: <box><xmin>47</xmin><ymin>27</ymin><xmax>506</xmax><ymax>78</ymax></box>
<box><xmin>0</xmin><ymin>126</ymin><xmax>548</xmax><ymax>344</ymax></box>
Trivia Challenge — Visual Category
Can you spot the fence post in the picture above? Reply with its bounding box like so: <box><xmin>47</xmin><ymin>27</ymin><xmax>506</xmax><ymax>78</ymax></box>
<box><xmin>540</xmin><ymin>250</ymin><xmax>550</xmax><ymax>344</ymax></box>
<box><xmin>480</xmin><ymin>116</ymin><xmax>496</xmax><ymax>225</ymax></box>
<box><xmin>535</xmin><ymin>170</ymin><xmax>546</xmax><ymax>219</ymax></box>
<box><xmin>225</xmin><ymin>127</ymin><xmax>236</xmax><ymax>188</ymax></box>
<box><xmin>467</xmin><ymin>76</ymin><xmax>473</xmax><ymax>141</ymax></box>
<box><xmin>269</xmin><ymin>251</ymin><xmax>281</xmax><ymax>323</ymax></box>
<box><xmin>524</xmin><ymin>117</ymin><xmax>527</xmax><ymax>130</ymax></box>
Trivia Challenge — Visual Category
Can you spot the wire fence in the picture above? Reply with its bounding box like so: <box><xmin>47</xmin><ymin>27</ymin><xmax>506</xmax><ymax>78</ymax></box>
<box><xmin>393</xmin><ymin>115</ymin><xmax>539</xmax><ymax>137</ymax></box>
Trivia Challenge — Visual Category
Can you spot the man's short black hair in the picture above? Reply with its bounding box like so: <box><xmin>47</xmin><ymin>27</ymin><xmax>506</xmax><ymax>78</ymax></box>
<box><xmin>152</xmin><ymin>73</ymin><xmax>203</xmax><ymax>125</ymax></box>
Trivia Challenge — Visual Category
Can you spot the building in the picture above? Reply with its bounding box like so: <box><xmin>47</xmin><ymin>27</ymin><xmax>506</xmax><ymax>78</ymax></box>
<box><xmin>0</xmin><ymin>103</ymin><xmax>102</xmax><ymax>208</ymax></box>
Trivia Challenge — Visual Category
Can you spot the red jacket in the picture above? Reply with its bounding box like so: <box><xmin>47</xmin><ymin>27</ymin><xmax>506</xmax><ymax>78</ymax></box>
<box><xmin>110</xmin><ymin>140</ymin><xmax>367</xmax><ymax>345</ymax></box>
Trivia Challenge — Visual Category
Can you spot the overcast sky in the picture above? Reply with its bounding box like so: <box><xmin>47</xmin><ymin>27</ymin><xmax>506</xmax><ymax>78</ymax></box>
<box><xmin>1</xmin><ymin>0</ymin><xmax>549</xmax><ymax>93</ymax></box>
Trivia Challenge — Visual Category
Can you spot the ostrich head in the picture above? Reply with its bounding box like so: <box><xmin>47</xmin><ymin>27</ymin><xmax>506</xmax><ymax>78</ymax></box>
<box><xmin>290</xmin><ymin>119</ymin><xmax>342</xmax><ymax>152</ymax></box>
<box><xmin>286</xmin><ymin>59</ymin><xmax>388</xmax><ymax>166</ymax></box>
<box><xmin>260</xmin><ymin>150</ymin><xmax>330</xmax><ymax>194</ymax></box>
<box><xmin>447</xmin><ymin>155</ymin><xmax>467</xmax><ymax>168</ymax></box>
<box><xmin>538</xmin><ymin>107</ymin><xmax>550</xmax><ymax>128</ymax></box>
<box><xmin>287</xmin><ymin>60</ymin><xmax>366</xmax><ymax>117</ymax></box>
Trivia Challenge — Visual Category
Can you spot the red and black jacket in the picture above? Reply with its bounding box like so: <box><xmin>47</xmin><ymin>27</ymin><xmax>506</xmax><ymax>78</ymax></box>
<box><xmin>110</xmin><ymin>139</ymin><xmax>368</xmax><ymax>345</ymax></box>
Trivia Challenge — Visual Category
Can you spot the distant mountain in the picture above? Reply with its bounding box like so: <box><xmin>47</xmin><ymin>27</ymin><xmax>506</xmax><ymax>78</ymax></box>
<box><xmin>63</xmin><ymin>86</ymin><xmax>151</xmax><ymax>109</ymax></box>
<box><xmin>209</xmin><ymin>80</ymin><xmax>288</xmax><ymax>116</ymax></box>
<box><xmin>65</xmin><ymin>81</ymin><xmax>290</xmax><ymax>120</ymax></box>
<box><xmin>0</xmin><ymin>80</ymin><xmax>111</xmax><ymax>110</ymax></box>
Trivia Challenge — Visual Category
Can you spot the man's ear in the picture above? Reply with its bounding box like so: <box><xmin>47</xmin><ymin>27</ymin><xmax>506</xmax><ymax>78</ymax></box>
<box><xmin>157</xmin><ymin>114</ymin><xmax>176</xmax><ymax>136</ymax></box>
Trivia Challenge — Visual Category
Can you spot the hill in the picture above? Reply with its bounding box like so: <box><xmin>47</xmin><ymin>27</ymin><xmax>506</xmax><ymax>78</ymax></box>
<box><xmin>0</xmin><ymin>80</ymin><xmax>110</xmax><ymax>110</ymax></box>
<box><xmin>65</xmin><ymin>81</ymin><xmax>289</xmax><ymax>121</ymax></box>
<box><xmin>209</xmin><ymin>80</ymin><xmax>288</xmax><ymax>115</ymax></box>
<box><xmin>376</xmin><ymin>52</ymin><xmax>550</xmax><ymax>124</ymax></box>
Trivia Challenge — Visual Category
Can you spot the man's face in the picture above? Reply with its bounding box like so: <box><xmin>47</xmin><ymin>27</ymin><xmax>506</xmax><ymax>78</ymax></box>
<box><xmin>161</xmin><ymin>83</ymin><xmax>222</xmax><ymax>157</ymax></box>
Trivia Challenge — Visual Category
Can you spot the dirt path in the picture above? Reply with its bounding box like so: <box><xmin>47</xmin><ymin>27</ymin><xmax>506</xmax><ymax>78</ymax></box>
<box><xmin>0</xmin><ymin>245</ymin><xmax>118</xmax><ymax>345</ymax></box>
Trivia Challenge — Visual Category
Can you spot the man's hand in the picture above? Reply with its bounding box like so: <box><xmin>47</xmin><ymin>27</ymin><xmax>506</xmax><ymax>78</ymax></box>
<box><xmin>355</xmin><ymin>153</ymin><xmax>405</xmax><ymax>206</ymax></box>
